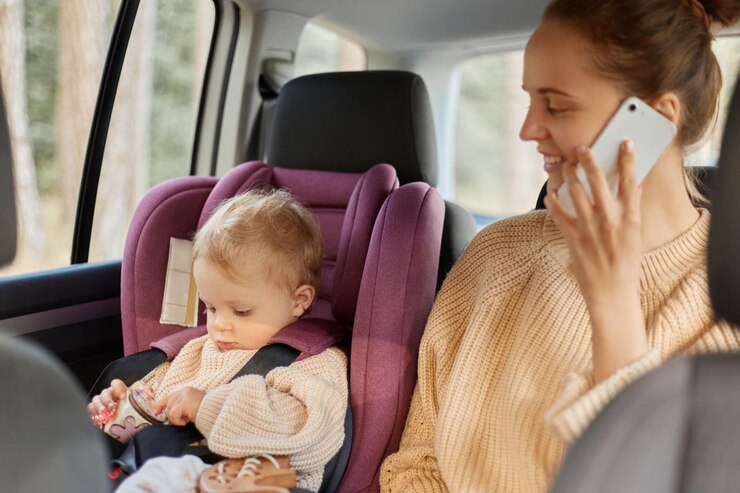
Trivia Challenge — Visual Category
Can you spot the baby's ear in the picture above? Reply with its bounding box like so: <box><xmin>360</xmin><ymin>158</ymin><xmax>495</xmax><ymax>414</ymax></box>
<box><xmin>292</xmin><ymin>284</ymin><xmax>316</xmax><ymax>317</ymax></box>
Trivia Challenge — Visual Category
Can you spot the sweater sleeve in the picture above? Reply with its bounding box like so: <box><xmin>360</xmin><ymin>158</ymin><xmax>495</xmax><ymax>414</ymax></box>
<box><xmin>379</xmin><ymin>218</ymin><xmax>514</xmax><ymax>493</ymax></box>
<box><xmin>193</xmin><ymin>347</ymin><xmax>347</xmax><ymax>478</ymax></box>
<box><xmin>545</xmin><ymin>349</ymin><xmax>662</xmax><ymax>444</ymax></box>
<box><xmin>379</xmin><ymin>374</ymin><xmax>449</xmax><ymax>493</ymax></box>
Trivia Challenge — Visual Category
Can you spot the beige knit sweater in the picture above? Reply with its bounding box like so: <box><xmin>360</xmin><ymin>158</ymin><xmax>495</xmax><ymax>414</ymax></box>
<box><xmin>380</xmin><ymin>209</ymin><xmax>740</xmax><ymax>493</ymax></box>
<box><xmin>133</xmin><ymin>335</ymin><xmax>348</xmax><ymax>491</ymax></box>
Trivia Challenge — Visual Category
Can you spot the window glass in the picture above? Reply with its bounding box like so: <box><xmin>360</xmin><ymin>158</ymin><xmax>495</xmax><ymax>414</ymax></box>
<box><xmin>686</xmin><ymin>36</ymin><xmax>740</xmax><ymax>167</ymax></box>
<box><xmin>455</xmin><ymin>36</ymin><xmax>740</xmax><ymax>226</ymax></box>
<box><xmin>0</xmin><ymin>0</ymin><xmax>214</xmax><ymax>274</ymax></box>
<box><xmin>89</xmin><ymin>0</ymin><xmax>214</xmax><ymax>262</ymax></box>
<box><xmin>455</xmin><ymin>50</ymin><xmax>545</xmax><ymax>224</ymax></box>
<box><xmin>0</xmin><ymin>0</ymin><xmax>114</xmax><ymax>276</ymax></box>
<box><xmin>293</xmin><ymin>22</ymin><xmax>366</xmax><ymax>78</ymax></box>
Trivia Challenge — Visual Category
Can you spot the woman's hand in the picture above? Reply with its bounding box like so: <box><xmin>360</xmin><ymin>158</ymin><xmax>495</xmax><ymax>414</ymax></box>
<box><xmin>88</xmin><ymin>378</ymin><xmax>128</xmax><ymax>417</ymax></box>
<box><xmin>545</xmin><ymin>141</ymin><xmax>648</xmax><ymax>383</ymax></box>
<box><xmin>155</xmin><ymin>387</ymin><xmax>205</xmax><ymax>426</ymax></box>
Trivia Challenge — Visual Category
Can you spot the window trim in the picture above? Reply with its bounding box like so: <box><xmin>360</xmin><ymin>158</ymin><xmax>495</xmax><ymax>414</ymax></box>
<box><xmin>71</xmin><ymin>0</ymin><xmax>141</xmax><ymax>264</ymax></box>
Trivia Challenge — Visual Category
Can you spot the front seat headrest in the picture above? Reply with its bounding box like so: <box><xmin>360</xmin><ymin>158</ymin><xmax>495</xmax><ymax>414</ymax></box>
<box><xmin>708</xmin><ymin>77</ymin><xmax>740</xmax><ymax>325</ymax></box>
<box><xmin>265</xmin><ymin>70</ymin><xmax>438</xmax><ymax>186</ymax></box>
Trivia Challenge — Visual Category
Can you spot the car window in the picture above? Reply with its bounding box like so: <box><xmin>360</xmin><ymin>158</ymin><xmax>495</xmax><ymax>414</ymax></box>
<box><xmin>0</xmin><ymin>0</ymin><xmax>214</xmax><ymax>274</ymax></box>
<box><xmin>455</xmin><ymin>35</ymin><xmax>740</xmax><ymax>226</ymax></box>
<box><xmin>0</xmin><ymin>0</ymin><xmax>116</xmax><ymax>276</ymax></box>
<box><xmin>454</xmin><ymin>49</ymin><xmax>545</xmax><ymax>226</ymax></box>
<box><xmin>686</xmin><ymin>35</ymin><xmax>740</xmax><ymax>167</ymax></box>
<box><xmin>293</xmin><ymin>22</ymin><xmax>366</xmax><ymax>78</ymax></box>
<box><xmin>89</xmin><ymin>0</ymin><xmax>214</xmax><ymax>262</ymax></box>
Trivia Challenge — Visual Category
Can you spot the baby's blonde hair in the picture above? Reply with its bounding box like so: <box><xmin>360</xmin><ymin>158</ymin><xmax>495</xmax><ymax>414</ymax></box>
<box><xmin>192</xmin><ymin>189</ymin><xmax>323</xmax><ymax>294</ymax></box>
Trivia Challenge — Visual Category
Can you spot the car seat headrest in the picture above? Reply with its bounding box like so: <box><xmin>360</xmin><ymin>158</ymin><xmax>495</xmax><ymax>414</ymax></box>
<box><xmin>195</xmin><ymin>160</ymin><xmax>397</xmax><ymax>327</ymax></box>
<box><xmin>708</xmin><ymin>77</ymin><xmax>740</xmax><ymax>325</ymax></box>
<box><xmin>265</xmin><ymin>70</ymin><xmax>438</xmax><ymax>186</ymax></box>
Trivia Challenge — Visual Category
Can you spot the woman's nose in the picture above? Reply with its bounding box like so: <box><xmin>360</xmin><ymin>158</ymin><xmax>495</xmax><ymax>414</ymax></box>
<box><xmin>519</xmin><ymin>107</ymin><xmax>549</xmax><ymax>142</ymax></box>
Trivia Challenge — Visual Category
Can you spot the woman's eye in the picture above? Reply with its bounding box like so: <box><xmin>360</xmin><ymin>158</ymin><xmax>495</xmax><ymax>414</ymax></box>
<box><xmin>547</xmin><ymin>106</ymin><xmax>568</xmax><ymax>115</ymax></box>
<box><xmin>233</xmin><ymin>309</ymin><xmax>252</xmax><ymax>317</ymax></box>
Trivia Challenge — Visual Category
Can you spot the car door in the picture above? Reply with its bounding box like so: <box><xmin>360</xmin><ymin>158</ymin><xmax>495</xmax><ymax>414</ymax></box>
<box><xmin>0</xmin><ymin>0</ymin><xmax>218</xmax><ymax>390</ymax></box>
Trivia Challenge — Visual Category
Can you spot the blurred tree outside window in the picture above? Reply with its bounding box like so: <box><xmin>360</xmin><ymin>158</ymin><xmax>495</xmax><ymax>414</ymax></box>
<box><xmin>90</xmin><ymin>0</ymin><xmax>214</xmax><ymax>262</ymax></box>
<box><xmin>455</xmin><ymin>50</ymin><xmax>545</xmax><ymax>224</ymax></box>
<box><xmin>455</xmin><ymin>36</ymin><xmax>739</xmax><ymax>226</ymax></box>
<box><xmin>0</xmin><ymin>0</ymin><xmax>214</xmax><ymax>276</ymax></box>
<box><xmin>293</xmin><ymin>22</ymin><xmax>366</xmax><ymax>78</ymax></box>
<box><xmin>0</xmin><ymin>0</ymin><xmax>113</xmax><ymax>276</ymax></box>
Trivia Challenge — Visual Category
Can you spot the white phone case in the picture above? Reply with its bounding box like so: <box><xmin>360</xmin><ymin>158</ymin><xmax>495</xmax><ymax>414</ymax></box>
<box><xmin>556</xmin><ymin>96</ymin><xmax>677</xmax><ymax>216</ymax></box>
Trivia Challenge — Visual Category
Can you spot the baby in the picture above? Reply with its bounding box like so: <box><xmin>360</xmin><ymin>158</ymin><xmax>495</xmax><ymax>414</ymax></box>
<box><xmin>88</xmin><ymin>188</ymin><xmax>348</xmax><ymax>492</ymax></box>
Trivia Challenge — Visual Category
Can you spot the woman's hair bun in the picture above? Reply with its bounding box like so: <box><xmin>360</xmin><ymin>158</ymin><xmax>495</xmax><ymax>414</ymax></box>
<box><xmin>700</xmin><ymin>0</ymin><xmax>740</xmax><ymax>28</ymax></box>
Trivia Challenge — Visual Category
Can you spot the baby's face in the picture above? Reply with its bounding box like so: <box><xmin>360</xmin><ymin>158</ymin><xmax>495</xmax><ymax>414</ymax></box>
<box><xmin>194</xmin><ymin>257</ymin><xmax>299</xmax><ymax>351</ymax></box>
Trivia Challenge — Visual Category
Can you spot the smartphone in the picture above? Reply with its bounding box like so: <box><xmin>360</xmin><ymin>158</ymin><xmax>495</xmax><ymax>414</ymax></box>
<box><xmin>556</xmin><ymin>96</ymin><xmax>677</xmax><ymax>216</ymax></box>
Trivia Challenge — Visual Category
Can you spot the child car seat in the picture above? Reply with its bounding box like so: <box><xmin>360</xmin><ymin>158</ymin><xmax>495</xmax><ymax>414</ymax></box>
<box><xmin>264</xmin><ymin>70</ymin><xmax>477</xmax><ymax>291</ymax></box>
<box><xmin>120</xmin><ymin>160</ymin><xmax>443</xmax><ymax>492</ymax></box>
<box><xmin>119</xmin><ymin>69</ymin><xmax>468</xmax><ymax>493</ymax></box>
<box><xmin>120</xmin><ymin>162</ymin><xmax>444</xmax><ymax>492</ymax></box>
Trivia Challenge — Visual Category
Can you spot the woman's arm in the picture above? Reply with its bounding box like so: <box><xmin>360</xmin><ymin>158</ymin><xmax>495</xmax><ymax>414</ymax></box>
<box><xmin>546</xmin><ymin>141</ymin><xmax>649</xmax><ymax>384</ymax></box>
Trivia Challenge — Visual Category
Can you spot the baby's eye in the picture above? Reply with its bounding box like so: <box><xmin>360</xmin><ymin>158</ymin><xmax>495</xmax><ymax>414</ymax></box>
<box><xmin>233</xmin><ymin>309</ymin><xmax>252</xmax><ymax>317</ymax></box>
<box><xmin>203</xmin><ymin>305</ymin><xmax>215</xmax><ymax>314</ymax></box>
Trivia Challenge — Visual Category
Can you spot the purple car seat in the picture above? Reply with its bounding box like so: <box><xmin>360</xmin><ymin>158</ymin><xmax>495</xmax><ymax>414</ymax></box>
<box><xmin>120</xmin><ymin>73</ymin><xmax>449</xmax><ymax>492</ymax></box>
<box><xmin>264</xmin><ymin>70</ymin><xmax>477</xmax><ymax>291</ymax></box>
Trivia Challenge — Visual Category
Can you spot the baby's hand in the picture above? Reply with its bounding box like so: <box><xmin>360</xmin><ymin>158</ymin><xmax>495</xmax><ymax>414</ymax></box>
<box><xmin>88</xmin><ymin>379</ymin><xmax>128</xmax><ymax>418</ymax></box>
<box><xmin>155</xmin><ymin>387</ymin><xmax>205</xmax><ymax>426</ymax></box>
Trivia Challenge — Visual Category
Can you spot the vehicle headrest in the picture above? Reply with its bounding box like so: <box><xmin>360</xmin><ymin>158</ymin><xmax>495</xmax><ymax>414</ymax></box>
<box><xmin>708</xmin><ymin>77</ymin><xmax>740</xmax><ymax>325</ymax></box>
<box><xmin>265</xmin><ymin>70</ymin><xmax>438</xmax><ymax>186</ymax></box>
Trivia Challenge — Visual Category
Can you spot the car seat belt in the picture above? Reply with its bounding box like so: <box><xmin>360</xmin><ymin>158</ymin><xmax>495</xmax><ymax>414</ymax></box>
<box><xmin>112</xmin><ymin>343</ymin><xmax>351</xmax><ymax>493</ymax></box>
<box><xmin>88</xmin><ymin>348</ymin><xmax>168</xmax><ymax>400</ymax></box>
<box><xmin>101</xmin><ymin>317</ymin><xmax>350</xmax><ymax>490</ymax></box>
<box><xmin>88</xmin><ymin>327</ymin><xmax>301</xmax><ymax>401</ymax></box>
<box><xmin>113</xmin><ymin>342</ymin><xmax>301</xmax><ymax>470</ymax></box>
<box><xmin>245</xmin><ymin>73</ymin><xmax>280</xmax><ymax>161</ymax></box>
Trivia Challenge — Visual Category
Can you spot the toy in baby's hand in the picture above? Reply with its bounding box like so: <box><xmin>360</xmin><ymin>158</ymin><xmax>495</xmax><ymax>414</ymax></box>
<box><xmin>92</xmin><ymin>388</ymin><xmax>168</xmax><ymax>443</ymax></box>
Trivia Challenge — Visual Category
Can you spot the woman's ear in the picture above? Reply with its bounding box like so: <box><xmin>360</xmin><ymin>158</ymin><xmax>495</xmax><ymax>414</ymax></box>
<box><xmin>650</xmin><ymin>92</ymin><xmax>681</xmax><ymax>126</ymax></box>
<box><xmin>292</xmin><ymin>284</ymin><xmax>316</xmax><ymax>317</ymax></box>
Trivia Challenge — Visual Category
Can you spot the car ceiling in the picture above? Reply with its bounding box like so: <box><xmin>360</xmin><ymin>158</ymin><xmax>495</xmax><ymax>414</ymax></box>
<box><xmin>239</xmin><ymin>0</ymin><xmax>551</xmax><ymax>52</ymax></box>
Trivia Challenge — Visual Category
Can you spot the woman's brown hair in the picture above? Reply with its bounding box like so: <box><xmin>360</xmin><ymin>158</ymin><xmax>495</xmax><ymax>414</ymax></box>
<box><xmin>543</xmin><ymin>0</ymin><xmax>740</xmax><ymax>204</ymax></box>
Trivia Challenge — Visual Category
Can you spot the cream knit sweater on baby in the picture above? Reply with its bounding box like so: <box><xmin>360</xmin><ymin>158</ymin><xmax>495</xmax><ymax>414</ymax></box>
<box><xmin>380</xmin><ymin>209</ymin><xmax>740</xmax><ymax>493</ymax></box>
<box><xmin>134</xmin><ymin>336</ymin><xmax>348</xmax><ymax>492</ymax></box>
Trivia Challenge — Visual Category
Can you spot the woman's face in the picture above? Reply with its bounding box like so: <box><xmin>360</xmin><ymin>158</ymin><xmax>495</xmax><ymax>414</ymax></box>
<box><xmin>520</xmin><ymin>20</ymin><xmax>625</xmax><ymax>194</ymax></box>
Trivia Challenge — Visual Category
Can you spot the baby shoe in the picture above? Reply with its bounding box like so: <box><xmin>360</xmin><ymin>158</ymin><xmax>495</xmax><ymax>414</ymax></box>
<box><xmin>198</xmin><ymin>454</ymin><xmax>296</xmax><ymax>493</ymax></box>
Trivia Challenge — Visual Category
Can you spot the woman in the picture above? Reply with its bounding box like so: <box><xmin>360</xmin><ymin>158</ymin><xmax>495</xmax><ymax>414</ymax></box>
<box><xmin>380</xmin><ymin>0</ymin><xmax>740</xmax><ymax>491</ymax></box>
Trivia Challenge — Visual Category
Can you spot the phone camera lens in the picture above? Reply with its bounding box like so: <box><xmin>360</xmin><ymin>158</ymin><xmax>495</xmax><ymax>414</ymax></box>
<box><xmin>629</xmin><ymin>103</ymin><xmax>637</xmax><ymax>111</ymax></box>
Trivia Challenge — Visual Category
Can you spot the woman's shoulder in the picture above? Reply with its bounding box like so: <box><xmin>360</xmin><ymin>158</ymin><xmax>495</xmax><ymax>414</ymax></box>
<box><xmin>462</xmin><ymin>210</ymin><xmax>549</xmax><ymax>263</ymax></box>
<box><xmin>478</xmin><ymin>208</ymin><xmax>548</xmax><ymax>237</ymax></box>
<box><xmin>437</xmin><ymin>210</ymin><xmax>549</xmax><ymax>300</ymax></box>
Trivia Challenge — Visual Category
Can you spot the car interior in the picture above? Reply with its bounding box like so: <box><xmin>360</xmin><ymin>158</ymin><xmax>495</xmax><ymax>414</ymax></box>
<box><xmin>0</xmin><ymin>0</ymin><xmax>737</xmax><ymax>492</ymax></box>
<box><xmin>114</xmin><ymin>69</ymin><xmax>450</xmax><ymax>489</ymax></box>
